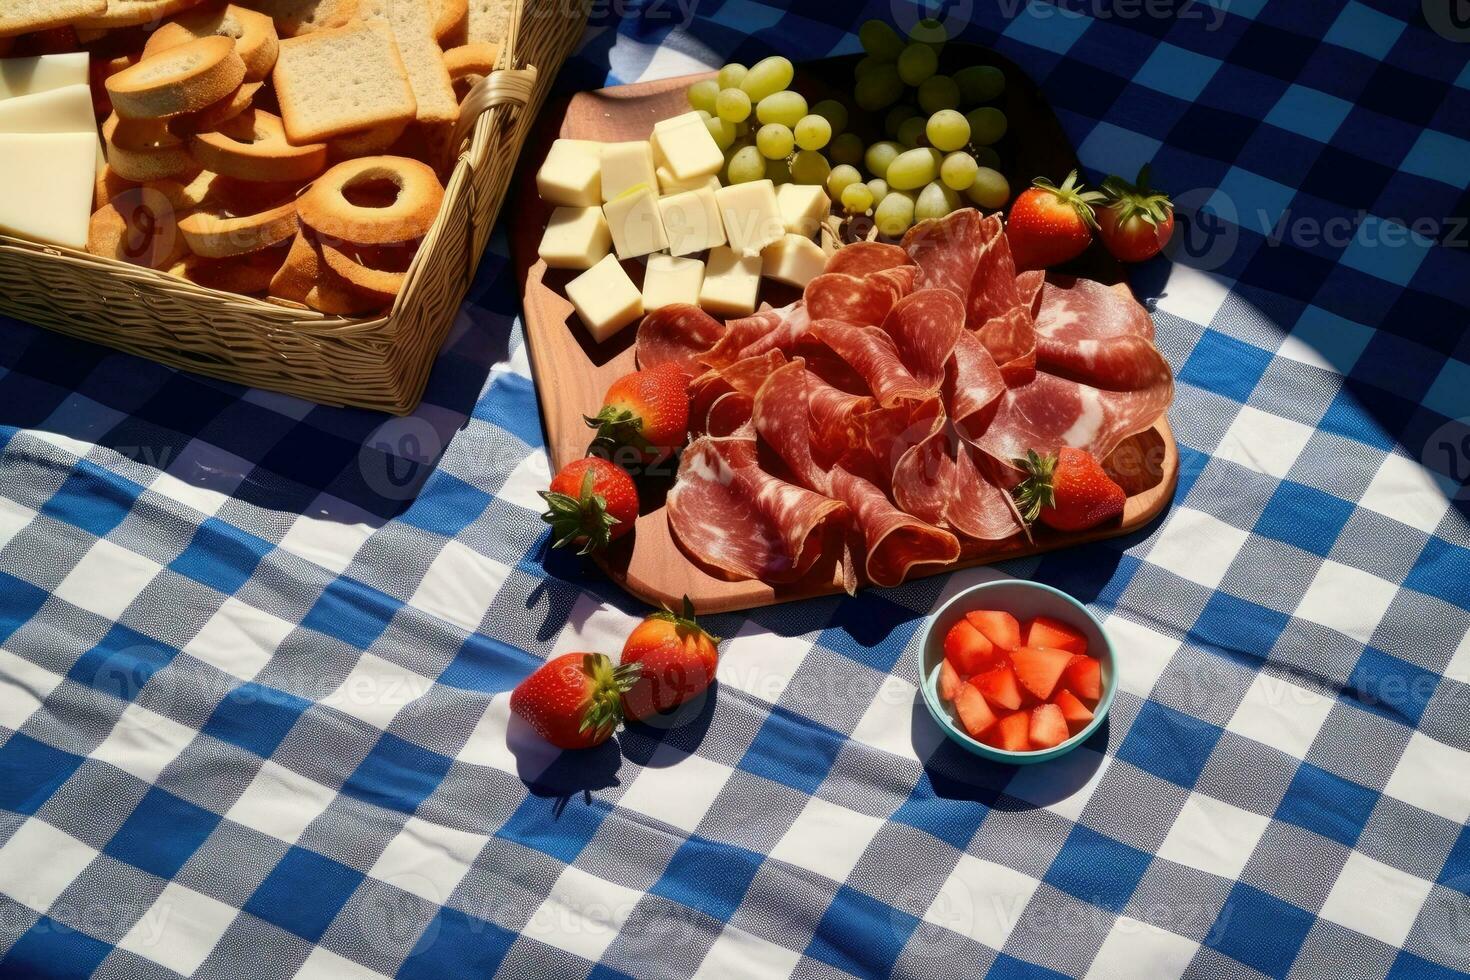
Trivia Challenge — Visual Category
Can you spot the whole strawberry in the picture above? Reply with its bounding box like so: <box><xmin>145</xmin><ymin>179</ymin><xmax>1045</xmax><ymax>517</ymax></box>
<box><xmin>1005</xmin><ymin>170</ymin><xmax>1105</xmax><ymax>272</ymax></box>
<box><xmin>540</xmin><ymin>457</ymin><xmax>639</xmax><ymax>554</ymax></box>
<box><xmin>1097</xmin><ymin>165</ymin><xmax>1175</xmax><ymax>263</ymax></box>
<box><xmin>1012</xmin><ymin>447</ymin><xmax>1126</xmax><ymax>532</ymax></box>
<box><xmin>585</xmin><ymin>364</ymin><xmax>690</xmax><ymax>464</ymax></box>
<box><xmin>620</xmin><ymin>597</ymin><xmax>720</xmax><ymax>721</ymax></box>
<box><xmin>511</xmin><ymin>651</ymin><xmax>640</xmax><ymax>749</ymax></box>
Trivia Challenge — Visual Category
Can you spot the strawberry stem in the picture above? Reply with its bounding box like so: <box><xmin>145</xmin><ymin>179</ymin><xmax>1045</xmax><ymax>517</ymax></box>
<box><xmin>578</xmin><ymin>652</ymin><xmax>641</xmax><ymax>737</ymax></box>
<box><xmin>1031</xmin><ymin>169</ymin><xmax>1107</xmax><ymax>231</ymax></box>
<box><xmin>539</xmin><ymin>467</ymin><xmax>621</xmax><ymax>554</ymax></box>
<box><xmin>1010</xmin><ymin>449</ymin><xmax>1058</xmax><ymax>526</ymax></box>
<box><xmin>584</xmin><ymin>406</ymin><xmax>652</xmax><ymax>455</ymax></box>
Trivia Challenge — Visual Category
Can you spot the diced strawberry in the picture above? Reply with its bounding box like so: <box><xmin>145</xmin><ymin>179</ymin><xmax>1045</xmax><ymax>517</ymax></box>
<box><xmin>953</xmin><ymin>683</ymin><xmax>998</xmax><ymax>739</ymax></box>
<box><xmin>965</xmin><ymin>610</ymin><xmax>1020</xmax><ymax>651</ymax></box>
<box><xmin>1052</xmin><ymin>688</ymin><xmax>1094</xmax><ymax>727</ymax></box>
<box><xmin>1010</xmin><ymin>646</ymin><xmax>1072</xmax><ymax>701</ymax></box>
<box><xmin>973</xmin><ymin>664</ymin><xmax>1023</xmax><ymax>712</ymax></box>
<box><xmin>1029</xmin><ymin>704</ymin><xmax>1070</xmax><ymax>749</ymax></box>
<box><xmin>1024</xmin><ymin>615</ymin><xmax>1088</xmax><ymax>656</ymax></box>
<box><xmin>1063</xmin><ymin>654</ymin><xmax>1103</xmax><ymax>703</ymax></box>
<box><xmin>938</xmin><ymin>658</ymin><xmax>962</xmax><ymax>702</ymax></box>
<box><xmin>943</xmin><ymin>619</ymin><xmax>995</xmax><ymax>676</ymax></box>
<box><xmin>992</xmin><ymin>711</ymin><xmax>1032</xmax><ymax>752</ymax></box>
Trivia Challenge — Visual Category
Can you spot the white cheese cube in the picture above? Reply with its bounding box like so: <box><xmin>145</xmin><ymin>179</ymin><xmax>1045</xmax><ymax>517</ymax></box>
<box><xmin>657</xmin><ymin>184</ymin><xmax>725</xmax><ymax>257</ymax></box>
<box><xmin>643</xmin><ymin>254</ymin><xmax>705</xmax><ymax>310</ymax></box>
<box><xmin>714</xmin><ymin>179</ymin><xmax>785</xmax><ymax>258</ymax></box>
<box><xmin>0</xmin><ymin>53</ymin><xmax>88</xmax><ymax>101</ymax></box>
<box><xmin>657</xmin><ymin>166</ymin><xmax>721</xmax><ymax>196</ymax></box>
<box><xmin>536</xmin><ymin>139</ymin><xmax>601</xmax><ymax>208</ymax></box>
<box><xmin>0</xmin><ymin>84</ymin><xmax>95</xmax><ymax>133</ymax></box>
<box><xmin>538</xmin><ymin>206</ymin><xmax>611</xmax><ymax>270</ymax></box>
<box><xmin>599</xmin><ymin>141</ymin><xmax>657</xmax><ymax>203</ymax></box>
<box><xmin>761</xmin><ymin>234</ymin><xmax>828</xmax><ymax>288</ymax></box>
<box><xmin>565</xmin><ymin>254</ymin><xmax>643</xmax><ymax>343</ymax></box>
<box><xmin>0</xmin><ymin>133</ymin><xmax>97</xmax><ymax>250</ymax></box>
<box><xmin>699</xmin><ymin>246</ymin><xmax>761</xmax><ymax>317</ymax></box>
<box><xmin>650</xmin><ymin>112</ymin><xmax>724</xmax><ymax>182</ymax></box>
<box><xmin>776</xmin><ymin>183</ymin><xmax>830</xmax><ymax>238</ymax></box>
<box><xmin>603</xmin><ymin>185</ymin><xmax>668</xmax><ymax>260</ymax></box>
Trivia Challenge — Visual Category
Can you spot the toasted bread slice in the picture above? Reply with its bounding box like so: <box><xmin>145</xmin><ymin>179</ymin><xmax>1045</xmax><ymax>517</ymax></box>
<box><xmin>239</xmin><ymin>0</ymin><xmax>355</xmax><ymax>38</ymax></box>
<box><xmin>1</xmin><ymin>0</ymin><xmax>106</xmax><ymax>38</ymax></box>
<box><xmin>360</xmin><ymin>0</ymin><xmax>458</xmax><ymax>125</ymax></box>
<box><xmin>75</xmin><ymin>0</ymin><xmax>205</xmax><ymax>29</ymax></box>
<box><xmin>465</xmin><ymin>0</ymin><xmax>510</xmax><ymax>45</ymax></box>
<box><xmin>272</xmin><ymin>19</ymin><xmax>416</xmax><ymax>143</ymax></box>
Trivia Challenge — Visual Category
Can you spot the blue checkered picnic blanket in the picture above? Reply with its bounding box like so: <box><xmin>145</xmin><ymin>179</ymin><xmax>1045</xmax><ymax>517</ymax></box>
<box><xmin>1</xmin><ymin>1</ymin><xmax>1468</xmax><ymax>978</ymax></box>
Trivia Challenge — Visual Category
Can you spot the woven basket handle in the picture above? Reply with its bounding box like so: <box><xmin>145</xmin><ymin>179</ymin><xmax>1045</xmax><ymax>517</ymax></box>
<box><xmin>451</xmin><ymin>66</ymin><xmax>539</xmax><ymax>166</ymax></box>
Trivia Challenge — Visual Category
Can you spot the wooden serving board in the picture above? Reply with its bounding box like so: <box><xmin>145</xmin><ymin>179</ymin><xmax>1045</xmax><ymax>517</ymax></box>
<box><xmin>511</xmin><ymin>51</ymin><xmax>1177</xmax><ymax>613</ymax></box>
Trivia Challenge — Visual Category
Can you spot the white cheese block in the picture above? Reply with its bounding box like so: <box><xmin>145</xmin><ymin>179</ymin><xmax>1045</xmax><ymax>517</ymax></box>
<box><xmin>538</xmin><ymin>205</ymin><xmax>611</xmax><ymax>270</ymax></box>
<box><xmin>643</xmin><ymin>254</ymin><xmax>704</xmax><ymax>311</ymax></box>
<box><xmin>536</xmin><ymin>139</ymin><xmax>602</xmax><ymax>208</ymax></box>
<box><xmin>658</xmin><ymin>184</ymin><xmax>725</xmax><ymax>257</ymax></box>
<box><xmin>762</xmin><ymin>234</ymin><xmax>827</xmax><ymax>288</ymax></box>
<box><xmin>0</xmin><ymin>53</ymin><xmax>88</xmax><ymax>101</ymax></box>
<box><xmin>650</xmin><ymin>111</ymin><xmax>723</xmax><ymax>182</ymax></box>
<box><xmin>657</xmin><ymin>166</ymin><xmax>720</xmax><ymax>196</ymax></box>
<box><xmin>0</xmin><ymin>84</ymin><xmax>106</xmax><ymax>171</ymax></box>
<box><xmin>603</xmin><ymin>185</ymin><xmax>668</xmax><ymax>260</ymax></box>
<box><xmin>0</xmin><ymin>133</ymin><xmax>97</xmax><ymax>250</ymax></box>
<box><xmin>599</xmin><ymin>141</ymin><xmax>657</xmax><ymax>203</ymax></box>
<box><xmin>776</xmin><ymin>183</ymin><xmax>830</xmax><ymax>238</ymax></box>
<box><xmin>699</xmin><ymin>246</ymin><xmax>761</xmax><ymax>317</ymax></box>
<box><xmin>715</xmin><ymin>179</ymin><xmax>785</xmax><ymax>258</ymax></box>
<box><xmin>565</xmin><ymin>254</ymin><xmax>643</xmax><ymax>343</ymax></box>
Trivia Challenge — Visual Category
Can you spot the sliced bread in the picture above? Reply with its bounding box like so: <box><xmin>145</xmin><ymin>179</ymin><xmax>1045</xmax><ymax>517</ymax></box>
<box><xmin>75</xmin><ymin>0</ymin><xmax>205</xmax><ymax>28</ymax></box>
<box><xmin>465</xmin><ymin>0</ymin><xmax>511</xmax><ymax>45</ymax></box>
<box><xmin>360</xmin><ymin>0</ymin><xmax>458</xmax><ymax>125</ymax></box>
<box><xmin>1</xmin><ymin>0</ymin><xmax>106</xmax><ymax>38</ymax></box>
<box><xmin>272</xmin><ymin>19</ymin><xmax>417</xmax><ymax>144</ymax></box>
<box><xmin>239</xmin><ymin>0</ymin><xmax>356</xmax><ymax>38</ymax></box>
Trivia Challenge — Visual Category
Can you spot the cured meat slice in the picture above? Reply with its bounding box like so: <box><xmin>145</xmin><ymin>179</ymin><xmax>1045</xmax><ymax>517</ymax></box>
<box><xmin>848</xmin><ymin>402</ymin><xmax>914</xmax><ymax>482</ymax></box>
<box><xmin>880</xmin><ymin>288</ymin><xmax>966</xmax><ymax>391</ymax></box>
<box><xmin>829</xmin><ymin>465</ymin><xmax>960</xmax><ymax>588</ymax></box>
<box><xmin>805</xmin><ymin>272</ymin><xmax>897</xmax><ymax>326</ymax></box>
<box><xmin>825</xmin><ymin>240</ymin><xmax>911</xmax><ymax>278</ymax></box>
<box><xmin>968</xmin><ymin>218</ymin><xmax>1022</xmax><ymax>327</ymax></box>
<box><xmin>976</xmin><ymin>306</ymin><xmax>1038</xmax><ymax>385</ymax></box>
<box><xmin>948</xmin><ymin>442</ymin><xmax>1022</xmax><ymax>541</ymax></box>
<box><xmin>873</xmin><ymin>264</ymin><xmax>919</xmax><ymax>303</ymax></box>
<box><xmin>1033</xmin><ymin>279</ymin><xmax>1166</xmax><ymax>391</ymax></box>
<box><xmin>668</xmin><ymin>435</ymin><xmax>846</xmax><ymax>582</ymax></box>
<box><xmin>808</xmin><ymin>373</ymin><xmax>875</xmax><ymax>465</ymax></box>
<box><xmin>636</xmin><ymin>304</ymin><xmax>725</xmax><ymax>377</ymax></box>
<box><xmin>891</xmin><ymin>397</ymin><xmax>953</xmax><ymax>526</ymax></box>
<box><xmin>946</xmin><ymin>329</ymin><xmax>1007</xmax><ymax>437</ymax></box>
<box><xmin>689</xmin><ymin>350</ymin><xmax>786</xmax><ymax>434</ymax></box>
<box><xmin>738</xmin><ymin>301</ymin><xmax>813</xmax><ymax>359</ymax></box>
<box><xmin>902</xmin><ymin>208</ymin><xmax>999</xmax><ymax>300</ymax></box>
<box><xmin>812</xmin><ymin>319</ymin><xmax>929</xmax><ymax>407</ymax></box>
<box><xmin>701</xmin><ymin>308</ymin><xmax>785</xmax><ymax>369</ymax></box>
<box><xmin>1016</xmin><ymin>269</ymin><xmax>1045</xmax><ymax>315</ymax></box>
<box><xmin>706</xmin><ymin>392</ymin><xmax>754</xmax><ymax>436</ymax></box>
<box><xmin>753</xmin><ymin>359</ymin><xmax>828</xmax><ymax>492</ymax></box>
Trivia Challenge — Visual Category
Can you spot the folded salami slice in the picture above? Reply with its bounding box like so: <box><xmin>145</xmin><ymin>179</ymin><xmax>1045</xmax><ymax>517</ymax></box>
<box><xmin>825</xmin><ymin>240</ymin><xmax>911</xmax><ymax>278</ymax></box>
<box><xmin>738</xmin><ymin>301</ymin><xmax>813</xmax><ymax>359</ymax></box>
<box><xmin>976</xmin><ymin>306</ymin><xmax>1038</xmax><ymax>386</ymax></box>
<box><xmin>1034</xmin><ymin>277</ymin><xmax>1154</xmax><ymax>342</ymax></box>
<box><xmin>873</xmin><ymin>263</ymin><xmax>919</xmax><ymax>304</ymax></box>
<box><xmin>753</xmin><ymin>359</ymin><xmax>828</xmax><ymax>492</ymax></box>
<box><xmin>891</xmin><ymin>397</ymin><xmax>954</xmax><ymax>526</ymax></box>
<box><xmin>689</xmin><ymin>349</ymin><xmax>787</xmax><ymax>434</ymax></box>
<box><xmin>805</xmin><ymin>272</ymin><xmax>897</xmax><ymax>326</ymax></box>
<box><xmin>879</xmin><ymin>288</ymin><xmax>966</xmax><ymax>392</ymax></box>
<box><xmin>948</xmin><ymin>441</ymin><xmax>1022</xmax><ymax>541</ymax></box>
<box><xmin>668</xmin><ymin>435</ymin><xmax>846</xmax><ymax>583</ymax></box>
<box><xmin>812</xmin><ymin>319</ymin><xmax>930</xmax><ymax>407</ymax></box>
<box><xmin>706</xmin><ymin>392</ymin><xmax>755</xmax><ymax>436</ymax></box>
<box><xmin>902</xmin><ymin>208</ymin><xmax>998</xmax><ymax>300</ymax></box>
<box><xmin>946</xmin><ymin>329</ymin><xmax>1007</xmax><ymax>438</ymax></box>
<box><xmin>636</xmin><ymin>304</ymin><xmax>726</xmax><ymax>377</ymax></box>
<box><xmin>701</xmin><ymin>307</ymin><xmax>786</xmax><ymax>370</ymax></box>
<box><xmin>830</xmin><ymin>465</ymin><xmax>960</xmax><ymax>588</ymax></box>
<box><xmin>807</xmin><ymin>371</ymin><xmax>875</xmax><ymax>465</ymax></box>
<box><xmin>968</xmin><ymin>216</ymin><xmax>1022</xmax><ymax>327</ymax></box>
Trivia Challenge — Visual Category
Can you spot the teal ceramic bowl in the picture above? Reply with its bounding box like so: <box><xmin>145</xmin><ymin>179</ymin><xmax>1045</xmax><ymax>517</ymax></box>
<box><xmin>918</xmin><ymin>579</ymin><xmax>1115</xmax><ymax>765</ymax></box>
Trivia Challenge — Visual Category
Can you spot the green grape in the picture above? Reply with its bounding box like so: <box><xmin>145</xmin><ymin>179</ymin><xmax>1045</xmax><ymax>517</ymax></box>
<box><xmin>966</xmin><ymin>166</ymin><xmax>1011</xmax><ymax>209</ymax></box>
<box><xmin>917</xmin><ymin>75</ymin><xmax>960</xmax><ymax>114</ymax></box>
<box><xmin>829</xmin><ymin>132</ymin><xmax>865</xmax><ymax>166</ymax></box>
<box><xmin>687</xmin><ymin>78</ymin><xmax>719</xmax><ymax>114</ymax></box>
<box><xmin>726</xmin><ymin>145</ymin><xmax>767</xmax><ymax>184</ymax></box>
<box><xmin>896</xmin><ymin>115</ymin><xmax>927</xmax><ymax>148</ymax></box>
<box><xmin>809</xmin><ymin>99</ymin><xmax>848</xmax><ymax>134</ymax></box>
<box><xmin>896</xmin><ymin>42</ymin><xmax>937</xmax><ymax>86</ymax></box>
<box><xmin>756</xmin><ymin>90</ymin><xmax>807</xmax><ymax>127</ymax></box>
<box><xmin>864</xmin><ymin>140</ymin><xmax>901</xmax><ymax>179</ymax></box>
<box><xmin>858</xmin><ymin>19</ymin><xmax>904</xmax><ymax>60</ymax></box>
<box><xmin>767</xmin><ymin>156</ymin><xmax>792</xmax><ymax>185</ymax></box>
<box><xmin>955</xmin><ymin>64</ymin><xmax>1005</xmax><ymax>105</ymax></box>
<box><xmin>886</xmin><ymin>146</ymin><xmax>939</xmax><ymax>190</ymax></box>
<box><xmin>925</xmin><ymin>109</ymin><xmax>970</xmax><ymax>152</ymax></box>
<box><xmin>716</xmin><ymin>87</ymin><xmax>752</xmax><ymax>123</ymax></box>
<box><xmin>884</xmin><ymin>103</ymin><xmax>917</xmax><ymax>137</ymax></box>
<box><xmin>841</xmin><ymin>182</ymin><xmax>875</xmax><ymax>214</ymax></box>
<box><xmin>740</xmin><ymin>56</ymin><xmax>794</xmax><ymax>102</ymax></box>
<box><xmin>793</xmin><ymin>114</ymin><xmax>832</xmax><ymax>151</ymax></box>
<box><xmin>756</xmin><ymin>123</ymin><xmax>794</xmax><ymax>159</ymax></box>
<box><xmin>853</xmin><ymin>63</ymin><xmax>904</xmax><ymax>111</ymax></box>
<box><xmin>939</xmin><ymin>151</ymin><xmax>978</xmax><ymax>190</ymax></box>
<box><xmin>705</xmin><ymin>115</ymin><xmax>737</xmax><ymax>151</ymax></box>
<box><xmin>908</xmin><ymin>17</ymin><xmax>948</xmax><ymax>50</ymax></box>
<box><xmin>972</xmin><ymin>145</ymin><xmax>1001</xmax><ymax>170</ymax></box>
<box><xmin>874</xmin><ymin>190</ymin><xmax>915</xmax><ymax>236</ymax></box>
<box><xmin>866</xmin><ymin>178</ymin><xmax>889</xmax><ymax>204</ymax></box>
<box><xmin>966</xmin><ymin>106</ymin><xmax>1008</xmax><ymax>145</ymax></box>
<box><xmin>854</xmin><ymin>55</ymin><xmax>882</xmax><ymax>78</ymax></box>
<box><xmin>915</xmin><ymin>180</ymin><xmax>960</xmax><ymax>222</ymax></box>
<box><xmin>790</xmin><ymin>149</ymin><xmax>831</xmax><ymax>185</ymax></box>
<box><xmin>826</xmin><ymin>163</ymin><xmax>863</xmax><ymax>200</ymax></box>
<box><xmin>717</xmin><ymin>63</ymin><xmax>747</xmax><ymax>89</ymax></box>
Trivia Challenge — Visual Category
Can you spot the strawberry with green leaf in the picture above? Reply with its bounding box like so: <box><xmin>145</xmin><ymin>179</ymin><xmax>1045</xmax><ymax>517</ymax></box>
<box><xmin>1012</xmin><ymin>447</ymin><xmax>1126</xmax><ymax>532</ymax></box>
<box><xmin>1097</xmin><ymin>165</ymin><xmax>1175</xmax><ymax>263</ymax></box>
<box><xmin>511</xmin><ymin>651</ymin><xmax>641</xmax><ymax>749</ymax></box>
<box><xmin>585</xmin><ymin>364</ymin><xmax>690</xmax><ymax>463</ymax></box>
<box><xmin>1004</xmin><ymin>169</ymin><xmax>1106</xmax><ymax>271</ymax></box>
<box><xmin>540</xmin><ymin>457</ymin><xmax>638</xmax><ymax>554</ymax></box>
<box><xmin>620</xmin><ymin>596</ymin><xmax>721</xmax><ymax>721</ymax></box>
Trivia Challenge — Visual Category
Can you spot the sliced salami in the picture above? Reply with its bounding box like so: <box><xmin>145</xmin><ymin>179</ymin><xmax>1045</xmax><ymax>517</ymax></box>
<box><xmin>805</xmin><ymin>272</ymin><xmax>897</xmax><ymax>326</ymax></box>
<box><xmin>738</xmin><ymin>301</ymin><xmax>813</xmax><ymax>359</ymax></box>
<box><xmin>829</xmin><ymin>465</ymin><xmax>960</xmax><ymax>588</ymax></box>
<box><xmin>946</xmin><ymin>329</ymin><xmax>1006</xmax><ymax>437</ymax></box>
<box><xmin>706</xmin><ymin>392</ymin><xmax>754</xmax><ymax>436</ymax></box>
<box><xmin>948</xmin><ymin>442</ymin><xmax>1022</xmax><ymax>541</ymax></box>
<box><xmin>976</xmin><ymin>306</ymin><xmax>1038</xmax><ymax>385</ymax></box>
<box><xmin>812</xmin><ymin>319</ymin><xmax>929</xmax><ymax>407</ymax></box>
<box><xmin>689</xmin><ymin>350</ymin><xmax>787</xmax><ymax>434</ymax></box>
<box><xmin>873</xmin><ymin>263</ymin><xmax>920</xmax><ymax>304</ymax></box>
<box><xmin>808</xmin><ymin>373</ymin><xmax>876</xmax><ymax>465</ymax></box>
<box><xmin>891</xmin><ymin>397</ymin><xmax>954</xmax><ymax>526</ymax></box>
<box><xmin>1034</xmin><ymin>277</ymin><xmax>1154</xmax><ymax>343</ymax></box>
<box><xmin>753</xmin><ymin>359</ymin><xmax>828</xmax><ymax>491</ymax></box>
<box><xmin>1016</xmin><ymin>269</ymin><xmax>1045</xmax><ymax>316</ymax></box>
<box><xmin>825</xmin><ymin>240</ymin><xmax>911</xmax><ymax>278</ymax></box>
<box><xmin>636</xmin><ymin>304</ymin><xmax>726</xmax><ymax>377</ymax></box>
<box><xmin>701</xmin><ymin>308</ymin><xmax>785</xmax><ymax>370</ymax></box>
<box><xmin>879</xmin><ymin>288</ymin><xmax>966</xmax><ymax>391</ymax></box>
<box><xmin>902</xmin><ymin>208</ymin><xmax>998</xmax><ymax>300</ymax></box>
<box><xmin>967</xmin><ymin>216</ymin><xmax>1022</xmax><ymax>326</ymax></box>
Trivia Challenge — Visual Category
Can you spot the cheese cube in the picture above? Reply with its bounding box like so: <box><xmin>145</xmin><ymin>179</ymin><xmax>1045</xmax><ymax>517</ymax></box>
<box><xmin>538</xmin><ymin>206</ymin><xmax>611</xmax><ymax>270</ymax></box>
<box><xmin>657</xmin><ymin>166</ymin><xmax>720</xmax><ymax>196</ymax></box>
<box><xmin>650</xmin><ymin>111</ymin><xmax>723</xmax><ymax>182</ymax></box>
<box><xmin>699</xmin><ymin>246</ymin><xmax>761</xmax><ymax>317</ymax></box>
<box><xmin>599</xmin><ymin>141</ymin><xmax>657</xmax><ymax>203</ymax></box>
<box><xmin>762</xmin><ymin>234</ymin><xmax>828</xmax><ymax>288</ymax></box>
<box><xmin>0</xmin><ymin>133</ymin><xmax>98</xmax><ymax>250</ymax></box>
<box><xmin>565</xmin><ymin>254</ymin><xmax>643</xmax><ymax>343</ymax></box>
<box><xmin>776</xmin><ymin>183</ymin><xmax>830</xmax><ymax>238</ymax></box>
<box><xmin>658</xmin><ymin>184</ymin><xmax>725</xmax><ymax>257</ymax></box>
<box><xmin>0</xmin><ymin>84</ymin><xmax>106</xmax><ymax>171</ymax></box>
<box><xmin>642</xmin><ymin>254</ymin><xmax>704</xmax><ymax>310</ymax></box>
<box><xmin>0</xmin><ymin>53</ymin><xmax>88</xmax><ymax>101</ymax></box>
<box><xmin>536</xmin><ymin>139</ymin><xmax>601</xmax><ymax>208</ymax></box>
<box><xmin>715</xmin><ymin>179</ymin><xmax>785</xmax><ymax>258</ymax></box>
<box><xmin>603</xmin><ymin>185</ymin><xmax>668</xmax><ymax>260</ymax></box>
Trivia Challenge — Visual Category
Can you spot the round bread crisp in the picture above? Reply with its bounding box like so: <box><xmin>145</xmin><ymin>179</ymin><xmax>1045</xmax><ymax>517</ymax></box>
<box><xmin>77</xmin><ymin>0</ymin><xmax>206</xmax><ymax>28</ymax></box>
<box><xmin>103</xmin><ymin>115</ymin><xmax>197</xmax><ymax>180</ymax></box>
<box><xmin>319</xmin><ymin>239</ymin><xmax>414</xmax><ymax>298</ymax></box>
<box><xmin>107</xmin><ymin>35</ymin><xmax>246</xmax><ymax>120</ymax></box>
<box><xmin>434</xmin><ymin>0</ymin><xmax>468</xmax><ymax>43</ymax></box>
<box><xmin>267</xmin><ymin>230</ymin><xmax>319</xmax><ymax>302</ymax></box>
<box><xmin>87</xmin><ymin>186</ymin><xmax>189</xmax><ymax>269</ymax></box>
<box><xmin>143</xmin><ymin>5</ymin><xmax>278</xmax><ymax>80</ymax></box>
<box><xmin>182</xmin><ymin>240</ymin><xmax>291</xmax><ymax>293</ymax></box>
<box><xmin>327</xmin><ymin>119</ymin><xmax>408</xmax><ymax>161</ymax></box>
<box><xmin>172</xmin><ymin>80</ymin><xmax>262</xmax><ymax>133</ymax></box>
<box><xmin>444</xmin><ymin>41</ymin><xmax>498</xmax><ymax>99</ymax></box>
<box><xmin>106</xmin><ymin>113</ymin><xmax>183</xmax><ymax>152</ymax></box>
<box><xmin>178</xmin><ymin>198</ymin><xmax>298</xmax><ymax>257</ymax></box>
<box><xmin>189</xmin><ymin>108</ymin><xmax>327</xmax><ymax>183</ymax></box>
<box><xmin>296</xmin><ymin>156</ymin><xmax>445</xmax><ymax>245</ymax></box>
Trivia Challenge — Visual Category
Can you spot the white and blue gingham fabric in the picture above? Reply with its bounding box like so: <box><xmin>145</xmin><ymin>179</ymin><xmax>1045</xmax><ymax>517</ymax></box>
<box><xmin>2</xmin><ymin>2</ymin><xmax>1469</xmax><ymax>978</ymax></box>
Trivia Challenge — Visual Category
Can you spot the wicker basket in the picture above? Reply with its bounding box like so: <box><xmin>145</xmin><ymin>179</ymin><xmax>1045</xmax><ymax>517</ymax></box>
<box><xmin>0</xmin><ymin>1</ymin><xmax>590</xmax><ymax>415</ymax></box>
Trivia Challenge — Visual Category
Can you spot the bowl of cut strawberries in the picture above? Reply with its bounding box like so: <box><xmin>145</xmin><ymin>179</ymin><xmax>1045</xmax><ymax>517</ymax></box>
<box><xmin>919</xmin><ymin>580</ymin><xmax>1113</xmax><ymax>764</ymax></box>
